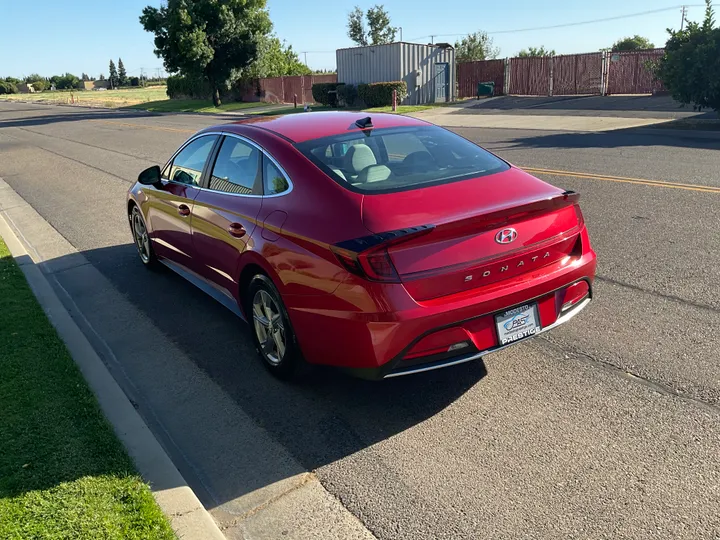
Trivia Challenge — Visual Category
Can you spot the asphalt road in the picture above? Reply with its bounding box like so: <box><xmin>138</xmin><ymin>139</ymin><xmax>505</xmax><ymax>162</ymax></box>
<box><xmin>2</xmin><ymin>102</ymin><xmax>719</xmax><ymax>539</ymax></box>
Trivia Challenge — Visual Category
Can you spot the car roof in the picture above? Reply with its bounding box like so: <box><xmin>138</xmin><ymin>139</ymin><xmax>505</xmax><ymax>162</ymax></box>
<box><xmin>211</xmin><ymin>111</ymin><xmax>430</xmax><ymax>144</ymax></box>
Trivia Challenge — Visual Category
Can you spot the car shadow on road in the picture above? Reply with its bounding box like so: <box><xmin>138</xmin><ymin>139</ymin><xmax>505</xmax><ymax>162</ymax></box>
<box><xmin>63</xmin><ymin>242</ymin><xmax>486</xmax><ymax>484</ymax></box>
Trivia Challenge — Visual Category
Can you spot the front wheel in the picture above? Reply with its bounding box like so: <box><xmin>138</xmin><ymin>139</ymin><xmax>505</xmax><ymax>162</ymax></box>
<box><xmin>246</xmin><ymin>274</ymin><xmax>305</xmax><ymax>380</ymax></box>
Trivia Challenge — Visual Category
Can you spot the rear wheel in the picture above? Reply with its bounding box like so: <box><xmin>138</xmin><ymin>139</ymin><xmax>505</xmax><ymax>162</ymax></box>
<box><xmin>246</xmin><ymin>274</ymin><xmax>305</xmax><ymax>380</ymax></box>
<box><xmin>130</xmin><ymin>206</ymin><xmax>160</xmax><ymax>270</ymax></box>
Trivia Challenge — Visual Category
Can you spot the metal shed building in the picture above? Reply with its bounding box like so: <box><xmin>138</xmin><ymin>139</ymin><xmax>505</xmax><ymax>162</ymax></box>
<box><xmin>337</xmin><ymin>42</ymin><xmax>455</xmax><ymax>105</ymax></box>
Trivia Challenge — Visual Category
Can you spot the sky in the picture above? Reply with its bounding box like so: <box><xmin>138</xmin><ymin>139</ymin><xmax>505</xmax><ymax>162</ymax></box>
<box><xmin>0</xmin><ymin>0</ymin><xmax>705</xmax><ymax>79</ymax></box>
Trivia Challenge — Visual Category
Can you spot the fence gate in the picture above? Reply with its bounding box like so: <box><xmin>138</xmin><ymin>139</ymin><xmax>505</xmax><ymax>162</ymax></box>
<box><xmin>552</xmin><ymin>53</ymin><xmax>603</xmax><ymax>95</ymax></box>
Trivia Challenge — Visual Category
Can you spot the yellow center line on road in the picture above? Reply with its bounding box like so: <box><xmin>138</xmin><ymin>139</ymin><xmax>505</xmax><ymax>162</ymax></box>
<box><xmin>94</xmin><ymin>120</ymin><xmax>195</xmax><ymax>134</ymax></box>
<box><xmin>521</xmin><ymin>166</ymin><xmax>720</xmax><ymax>194</ymax></box>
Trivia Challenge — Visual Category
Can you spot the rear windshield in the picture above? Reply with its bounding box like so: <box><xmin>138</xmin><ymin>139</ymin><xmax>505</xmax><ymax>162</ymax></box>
<box><xmin>295</xmin><ymin>126</ymin><xmax>510</xmax><ymax>193</ymax></box>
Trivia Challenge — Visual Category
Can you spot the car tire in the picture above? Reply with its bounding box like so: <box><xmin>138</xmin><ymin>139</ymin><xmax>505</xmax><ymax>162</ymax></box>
<box><xmin>130</xmin><ymin>205</ymin><xmax>160</xmax><ymax>270</ymax></box>
<box><xmin>246</xmin><ymin>274</ymin><xmax>306</xmax><ymax>380</ymax></box>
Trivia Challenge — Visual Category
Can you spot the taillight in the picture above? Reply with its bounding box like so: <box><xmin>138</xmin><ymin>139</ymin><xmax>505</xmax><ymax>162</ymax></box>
<box><xmin>573</xmin><ymin>204</ymin><xmax>585</xmax><ymax>227</ymax></box>
<box><xmin>332</xmin><ymin>225</ymin><xmax>435</xmax><ymax>283</ymax></box>
<box><xmin>362</xmin><ymin>250</ymin><xmax>399</xmax><ymax>281</ymax></box>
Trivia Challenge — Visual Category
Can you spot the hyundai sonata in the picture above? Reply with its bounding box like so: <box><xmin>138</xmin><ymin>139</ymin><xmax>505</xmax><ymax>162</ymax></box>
<box><xmin>127</xmin><ymin>112</ymin><xmax>596</xmax><ymax>379</ymax></box>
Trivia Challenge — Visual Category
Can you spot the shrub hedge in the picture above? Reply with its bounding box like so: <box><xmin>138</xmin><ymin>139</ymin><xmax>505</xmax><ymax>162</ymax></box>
<box><xmin>336</xmin><ymin>84</ymin><xmax>359</xmax><ymax>107</ymax></box>
<box><xmin>357</xmin><ymin>81</ymin><xmax>408</xmax><ymax>108</ymax></box>
<box><xmin>311</xmin><ymin>82</ymin><xmax>340</xmax><ymax>106</ymax></box>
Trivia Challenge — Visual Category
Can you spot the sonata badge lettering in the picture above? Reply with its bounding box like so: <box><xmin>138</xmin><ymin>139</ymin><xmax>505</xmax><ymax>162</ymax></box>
<box><xmin>463</xmin><ymin>251</ymin><xmax>552</xmax><ymax>285</ymax></box>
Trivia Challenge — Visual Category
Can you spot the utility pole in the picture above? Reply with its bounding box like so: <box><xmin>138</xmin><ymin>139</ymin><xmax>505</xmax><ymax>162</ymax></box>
<box><xmin>430</xmin><ymin>35</ymin><xmax>435</xmax><ymax>44</ymax></box>
<box><xmin>398</xmin><ymin>27</ymin><xmax>402</xmax><ymax>42</ymax></box>
<box><xmin>680</xmin><ymin>5</ymin><xmax>687</xmax><ymax>30</ymax></box>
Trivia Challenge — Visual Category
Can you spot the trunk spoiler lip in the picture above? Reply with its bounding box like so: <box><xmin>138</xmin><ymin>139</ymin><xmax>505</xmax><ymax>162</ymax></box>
<box><xmin>335</xmin><ymin>190</ymin><xmax>580</xmax><ymax>256</ymax></box>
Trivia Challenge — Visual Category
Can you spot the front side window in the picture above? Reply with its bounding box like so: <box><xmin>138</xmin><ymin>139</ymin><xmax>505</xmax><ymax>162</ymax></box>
<box><xmin>209</xmin><ymin>137</ymin><xmax>261</xmax><ymax>195</ymax></box>
<box><xmin>169</xmin><ymin>135</ymin><xmax>218</xmax><ymax>186</ymax></box>
<box><xmin>296</xmin><ymin>126</ymin><xmax>509</xmax><ymax>193</ymax></box>
<box><xmin>264</xmin><ymin>158</ymin><xmax>290</xmax><ymax>195</ymax></box>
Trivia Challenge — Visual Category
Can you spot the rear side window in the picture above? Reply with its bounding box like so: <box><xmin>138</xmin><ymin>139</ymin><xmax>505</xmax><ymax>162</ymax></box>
<box><xmin>296</xmin><ymin>126</ymin><xmax>509</xmax><ymax>193</ymax></box>
<box><xmin>209</xmin><ymin>137</ymin><xmax>261</xmax><ymax>195</ymax></box>
<box><xmin>263</xmin><ymin>158</ymin><xmax>290</xmax><ymax>195</ymax></box>
<box><xmin>169</xmin><ymin>135</ymin><xmax>218</xmax><ymax>186</ymax></box>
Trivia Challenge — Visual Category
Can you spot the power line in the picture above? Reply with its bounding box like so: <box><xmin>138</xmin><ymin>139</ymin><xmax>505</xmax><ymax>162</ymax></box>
<box><xmin>405</xmin><ymin>4</ymin><xmax>705</xmax><ymax>42</ymax></box>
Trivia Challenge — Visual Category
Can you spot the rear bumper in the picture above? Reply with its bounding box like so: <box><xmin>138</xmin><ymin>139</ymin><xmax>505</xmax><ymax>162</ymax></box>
<box><xmin>382</xmin><ymin>295</ymin><xmax>590</xmax><ymax>379</ymax></box>
<box><xmin>288</xmin><ymin>244</ymin><xmax>596</xmax><ymax>378</ymax></box>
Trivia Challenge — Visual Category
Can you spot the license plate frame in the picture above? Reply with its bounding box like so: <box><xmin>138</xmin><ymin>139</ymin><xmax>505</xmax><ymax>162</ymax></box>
<box><xmin>495</xmin><ymin>303</ymin><xmax>541</xmax><ymax>346</ymax></box>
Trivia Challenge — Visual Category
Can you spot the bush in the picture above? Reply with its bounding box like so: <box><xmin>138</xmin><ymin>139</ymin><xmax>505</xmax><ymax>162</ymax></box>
<box><xmin>336</xmin><ymin>84</ymin><xmax>358</xmax><ymax>107</ymax></box>
<box><xmin>655</xmin><ymin>2</ymin><xmax>720</xmax><ymax>113</ymax></box>
<box><xmin>0</xmin><ymin>80</ymin><xmax>18</xmax><ymax>94</ymax></box>
<box><xmin>357</xmin><ymin>81</ymin><xmax>408</xmax><ymax>108</ymax></box>
<box><xmin>311</xmin><ymin>82</ymin><xmax>340</xmax><ymax>106</ymax></box>
<box><xmin>130</xmin><ymin>77</ymin><xmax>140</xmax><ymax>87</ymax></box>
<box><xmin>166</xmin><ymin>74</ymin><xmax>211</xmax><ymax>99</ymax></box>
<box><xmin>29</xmin><ymin>79</ymin><xmax>48</xmax><ymax>92</ymax></box>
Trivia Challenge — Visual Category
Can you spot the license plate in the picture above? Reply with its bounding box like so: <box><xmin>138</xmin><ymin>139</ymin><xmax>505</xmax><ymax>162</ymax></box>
<box><xmin>495</xmin><ymin>303</ymin><xmax>541</xmax><ymax>345</ymax></box>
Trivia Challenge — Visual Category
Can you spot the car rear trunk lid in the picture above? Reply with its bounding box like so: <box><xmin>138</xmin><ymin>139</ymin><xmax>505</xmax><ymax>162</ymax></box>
<box><xmin>361</xmin><ymin>168</ymin><xmax>584</xmax><ymax>300</ymax></box>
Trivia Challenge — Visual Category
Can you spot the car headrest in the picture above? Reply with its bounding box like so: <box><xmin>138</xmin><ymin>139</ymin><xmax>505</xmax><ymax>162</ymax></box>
<box><xmin>328</xmin><ymin>165</ymin><xmax>347</xmax><ymax>181</ymax></box>
<box><xmin>345</xmin><ymin>144</ymin><xmax>377</xmax><ymax>174</ymax></box>
<box><xmin>356</xmin><ymin>164</ymin><xmax>392</xmax><ymax>184</ymax></box>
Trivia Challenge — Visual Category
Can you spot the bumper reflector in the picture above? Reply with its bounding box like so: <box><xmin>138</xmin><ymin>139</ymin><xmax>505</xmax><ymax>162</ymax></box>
<box><xmin>561</xmin><ymin>280</ymin><xmax>590</xmax><ymax>312</ymax></box>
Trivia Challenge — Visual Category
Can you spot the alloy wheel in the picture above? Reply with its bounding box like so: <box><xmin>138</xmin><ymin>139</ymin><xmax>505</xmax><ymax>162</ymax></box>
<box><xmin>132</xmin><ymin>210</ymin><xmax>151</xmax><ymax>263</ymax></box>
<box><xmin>252</xmin><ymin>289</ymin><xmax>286</xmax><ymax>365</ymax></box>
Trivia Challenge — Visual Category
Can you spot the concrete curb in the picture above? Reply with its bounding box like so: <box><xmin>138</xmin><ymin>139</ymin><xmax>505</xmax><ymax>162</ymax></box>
<box><xmin>0</xmin><ymin>203</ymin><xmax>226</xmax><ymax>540</ymax></box>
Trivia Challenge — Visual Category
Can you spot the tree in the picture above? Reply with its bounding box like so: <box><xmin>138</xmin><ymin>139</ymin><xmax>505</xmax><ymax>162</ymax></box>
<box><xmin>109</xmin><ymin>60</ymin><xmax>118</xmax><ymax>89</ymax></box>
<box><xmin>347</xmin><ymin>5</ymin><xmax>397</xmax><ymax>46</ymax></box>
<box><xmin>656</xmin><ymin>0</ymin><xmax>720</xmax><ymax>112</ymax></box>
<box><xmin>51</xmin><ymin>73</ymin><xmax>82</xmax><ymax>90</ymax></box>
<box><xmin>99</xmin><ymin>73</ymin><xmax>105</xmax><ymax>81</ymax></box>
<box><xmin>118</xmin><ymin>58</ymin><xmax>128</xmax><ymax>86</ymax></box>
<box><xmin>611</xmin><ymin>35</ymin><xmax>655</xmax><ymax>51</ymax></box>
<box><xmin>454</xmin><ymin>31</ymin><xmax>500</xmax><ymax>62</ymax></box>
<box><xmin>81</xmin><ymin>73</ymin><xmax>90</xmax><ymax>81</ymax></box>
<box><xmin>0</xmin><ymin>80</ymin><xmax>18</xmax><ymax>94</ymax></box>
<box><xmin>140</xmin><ymin>0</ymin><xmax>272</xmax><ymax>106</ymax></box>
<box><xmin>247</xmin><ymin>36</ymin><xmax>311</xmax><ymax>78</ymax></box>
<box><xmin>518</xmin><ymin>46</ymin><xmax>555</xmax><ymax>57</ymax></box>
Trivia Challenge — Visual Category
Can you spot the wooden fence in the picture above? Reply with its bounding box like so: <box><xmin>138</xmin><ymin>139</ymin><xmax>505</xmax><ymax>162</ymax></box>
<box><xmin>238</xmin><ymin>74</ymin><xmax>337</xmax><ymax>104</ymax></box>
<box><xmin>457</xmin><ymin>49</ymin><xmax>663</xmax><ymax>98</ymax></box>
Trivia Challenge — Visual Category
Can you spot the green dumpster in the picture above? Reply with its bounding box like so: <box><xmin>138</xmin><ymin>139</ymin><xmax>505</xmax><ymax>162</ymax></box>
<box><xmin>476</xmin><ymin>81</ymin><xmax>495</xmax><ymax>98</ymax></box>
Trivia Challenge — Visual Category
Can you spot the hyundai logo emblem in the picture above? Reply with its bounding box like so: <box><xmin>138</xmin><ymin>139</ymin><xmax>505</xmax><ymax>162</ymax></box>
<box><xmin>495</xmin><ymin>228</ymin><xmax>518</xmax><ymax>244</ymax></box>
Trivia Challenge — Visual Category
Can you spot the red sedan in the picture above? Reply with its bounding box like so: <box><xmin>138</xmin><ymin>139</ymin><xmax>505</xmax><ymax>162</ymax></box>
<box><xmin>127</xmin><ymin>112</ymin><xmax>596</xmax><ymax>379</ymax></box>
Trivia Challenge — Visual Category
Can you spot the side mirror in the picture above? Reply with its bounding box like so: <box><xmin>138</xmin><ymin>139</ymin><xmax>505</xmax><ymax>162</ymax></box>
<box><xmin>138</xmin><ymin>165</ymin><xmax>161</xmax><ymax>186</ymax></box>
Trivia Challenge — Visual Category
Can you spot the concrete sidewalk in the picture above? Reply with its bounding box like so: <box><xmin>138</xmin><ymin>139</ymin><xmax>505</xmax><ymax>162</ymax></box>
<box><xmin>411</xmin><ymin>110</ymin><xmax>671</xmax><ymax>131</ymax></box>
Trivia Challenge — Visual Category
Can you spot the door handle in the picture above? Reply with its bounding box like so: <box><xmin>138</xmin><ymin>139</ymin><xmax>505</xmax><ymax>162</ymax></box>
<box><xmin>178</xmin><ymin>204</ymin><xmax>191</xmax><ymax>217</ymax></box>
<box><xmin>228</xmin><ymin>223</ymin><xmax>246</xmax><ymax>238</ymax></box>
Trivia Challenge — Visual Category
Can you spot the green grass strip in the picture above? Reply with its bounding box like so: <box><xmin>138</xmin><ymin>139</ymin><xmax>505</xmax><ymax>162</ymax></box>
<box><xmin>0</xmin><ymin>238</ymin><xmax>175</xmax><ymax>540</ymax></box>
